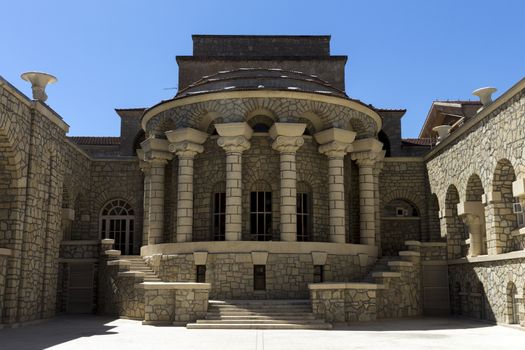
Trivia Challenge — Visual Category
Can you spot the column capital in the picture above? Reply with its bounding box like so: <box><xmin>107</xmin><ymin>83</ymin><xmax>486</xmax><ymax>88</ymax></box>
<box><xmin>140</xmin><ymin>137</ymin><xmax>173</xmax><ymax>164</ymax></box>
<box><xmin>271</xmin><ymin>135</ymin><xmax>304</xmax><ymax>153</ymax></box>
<box><xmin>217</xmin><ymin>136</ymin><xmax>251</xmax><ymax>153</ymax></box>
<box><xmin>351</xmin><ymin>150</ymin><xmax>383</xmax><ymax>167</ymax></box>
<box><xmin>169</xmin><ymin>141</ymin><xmax>204</xmax><ymax>158</ymax></box>
<box><xmin>136</xmin><ymin>149</ymin><xmax>151</xmax><ymax>173</ymax></box>
<box><xmin>314</xmin><ymin>127</ymin><xmax>355</xmax><ymax>158</ymax></box>
<box><xmin>318</xmin><ymin>140</ymin><xmax>352</xmax><ymax>158</ymax></box>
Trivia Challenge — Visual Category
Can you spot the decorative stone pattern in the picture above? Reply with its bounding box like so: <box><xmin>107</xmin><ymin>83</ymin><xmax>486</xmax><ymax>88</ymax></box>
<box><xmin>310</xmin><ymin>286</ymin><xmax>378</xmax><ymax>323</ymax></box>
<box><xmin>145</xmin><ymin>97</ymin><xmax>380</xmax><ymax>141</ymax></box>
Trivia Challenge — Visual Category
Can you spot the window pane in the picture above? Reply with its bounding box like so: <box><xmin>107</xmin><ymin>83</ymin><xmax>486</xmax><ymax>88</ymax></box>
<box><xmin>250</xmin><ymin>213</ymin><xmax>257</xmax><ymax>235</ymax></box>
<box><xmin>250</xmin><ymin>192</ymin><xmax>256</xmax><ymax>212</ymax></box>
<box><xmin>258</xmin><ymin>192</ymin><xmax>265</xmax><ymax>212</ymax></box>
<box><xmin>214</xmin><ymin>193</ymin><xmax>220</xmax><ymax>212</ymax></box>
<box><xmin>220</xmin><ymin>193</ymin><xmax>226</xmax><ymax>212</ymax></box>
<box><xmin>265</xmin><ymin>192</ymin><xmax>272</xmax><ymax>212</ymax></box>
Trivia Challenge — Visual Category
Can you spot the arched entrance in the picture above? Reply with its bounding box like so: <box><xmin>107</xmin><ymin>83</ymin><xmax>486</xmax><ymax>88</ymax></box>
<box><xmin>99</xmin><ymin>199</ymin><xmax>136</xmax><ymax>255</ymax></box>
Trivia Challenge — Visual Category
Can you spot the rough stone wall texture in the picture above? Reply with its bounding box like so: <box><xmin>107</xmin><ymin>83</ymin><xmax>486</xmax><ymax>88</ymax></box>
<box><xmin>98</xmin><ymin>264</ymin><xmax>144</xmax><ymax>320</ymax></box>
<box><xmin>448</xmin><ymin>259</ymin><xmax>525</xmax><ymax>324</ymax></box>
<box><xmin>59</xmin><ymin>242</ymin><xmax>99</xmax><ymax>259</ymax></box>
<box><xmin>376</xmin><ymin>264</ymin><xmax>422</xmax><ymax>319</ymax></box>
<box><xmin>146</xmin><ymin>252</ymin><xmax>372</xmax><ymax>300</ymax></box>
<box><xmin>426</xmin><ymin>89</ymin><xmax>525</xmax><ymax>256</ymax></box>
<box><xmin>0</xmin><ymin>80</ymin><xmax>69</xmax><ymax>324</ymax></box>
<box><xmin>379</xmin><ymin>159</ymin><xmax>441</xmax><ymax>255</ymax></box>
<box><xmin>310</xmin><ymin>288</ymin><xmax>378</xmax><ymax>323</ymax></box>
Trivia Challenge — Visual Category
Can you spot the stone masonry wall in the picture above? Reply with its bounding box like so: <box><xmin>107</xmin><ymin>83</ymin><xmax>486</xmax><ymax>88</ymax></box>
<box><xmin>448</xmin><ymin>258</ymin><xmax>525</xmax><ymax>324</ymax></box>
<box><xmin>146</xmin><ymin>252</ymin><xmax>371</xmax><ymax>300</ymax></box>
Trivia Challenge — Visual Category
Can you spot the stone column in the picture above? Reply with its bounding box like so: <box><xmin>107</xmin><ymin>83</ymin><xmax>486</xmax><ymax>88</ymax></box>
<box><xmin>457</xmin><ymin>201</ymin><xmax>487</xmax><ymax>256</ymax></box>
<box><xmin>216</xmin><ymin>123</ymin><xmax>253</xmax><ymax>241</ymax></box>
<box><xmin>270</xmin><ymin>123</ymin><xmax>306</xmax><ymax>242</ymax></box>
<box><xmin>141</xmin><ymin>138</ymin><xmax>172</xmax><ymax>245</ymax></box>
<box><xmin>352</xmin><ymin>154</ymin><xmax>377</xmax><ymax>246</ymax></box>
<box><xmin>166</xmin><ymin>128</ymin><xmax>208</xmax><ymax>243</ymax></box>
<box><xmin>351</xmin><ymin>138</ymin><xmax>384</xmax><ymax>246</ymax></box>
<box><xmin>137</xmin><ymin>149</ymin><xmax>151</xmax><ymax>246</ymax></box>
<box><xmin>373</xmin><ymin>162</ymin><xmax>384</xmax><ymax>252</ymax></box>
<box><xmin>315</xmin><ymin>128</ymin><xmax>356</xmax><ymax>243</ymax></box>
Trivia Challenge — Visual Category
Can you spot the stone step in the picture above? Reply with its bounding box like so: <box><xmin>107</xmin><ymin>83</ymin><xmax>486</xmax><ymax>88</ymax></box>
<box><xmin>206</xmin><ymin>312</ymin><xmax>316</xmax><ymax>317</ymax></box>
<box><xmin>206</xmin><ymin>314</ymin><xmax>318</xmax><ymax>320</ymax></box>
<box><xmin>187</xmin><ymin>322</ymin><xmax>332</xmax><ymax>330</ymax></box>
<box><xmin>210</xmin><ymin>305</ymin><xmax>312</xmax><ymax>310</ymax></box>
<box><xmin>210</xmin><ymin>299</ymin><xmax>310</xmax><ymax>305</ymax></box>
<box><xmin>196</xmin><ymin>319</ymin><xmax>324</xmax><ymax>324</ymax></box>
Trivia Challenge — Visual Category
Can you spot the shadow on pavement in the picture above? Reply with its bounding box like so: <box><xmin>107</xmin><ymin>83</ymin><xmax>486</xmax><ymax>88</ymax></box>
<box><xmin>0</xmin><ymin>315</ymin><xmax>118</xmax><ymax>350</ymax></box>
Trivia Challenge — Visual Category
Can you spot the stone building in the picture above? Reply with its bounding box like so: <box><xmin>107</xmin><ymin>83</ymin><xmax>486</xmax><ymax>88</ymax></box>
<box><xmin>0</xmin><ymin>35</ymin><xmax>524</xmax><ymax>329</ymax></box>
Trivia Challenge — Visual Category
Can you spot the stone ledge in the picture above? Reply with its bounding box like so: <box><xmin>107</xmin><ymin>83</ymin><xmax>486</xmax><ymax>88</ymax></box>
<box><xmin>0</xmin><ymin>248</ymin><xmax>13</xmax><ymax>256</ymax></box>
<box><xmin>308</xmin><ymin>282</ymin><xmax>385</xmax><ymax>290</ymax></box>
<box><xmin>107</xmin><ymin>260</ymin><xmax>132</xmax><ymax>267</ymax></box>
<box><xmin>101</xmin><ymin>238</ymin><xmax>115</xmax><ymax>245</ymax></box>
<box><xmin>372</xmin><ymin>271</ymin><xmax>401</xmax><ymax>278</ymax></box>
<box><xmin>138</xmin><ymin>282</ymin><xmax>212</xmax><ymax>290</ymax></box>
<box><xmin>105</xmin><ymin>249</ymin><xmax>121</xmax><ymax>256</ymax></box>
<box><xmin>448</xmin><ymin>250</ymin><xmax>525</xmax><ymax>265</ymax></box>
<box><xmin>421</xmin><ymin>260</ymin><xmax>448</xmax><ymax>266</ymax></box>
<box><xmin>141</xmin><ymin>241</ymin><xmax>377</xmax><ymax>258</ymax></box>
<box><xmin>60</xmin><ymin>240</ymin><xmax>99</xmax><ymax>246</ymax></box>
<box><xmin>404</xmin><ymin>240</ymin><xmax>421</xmax><ymax>246</ymax></box>
<box><xmin>59</xmin><ymin>258</ymin><xmax>98</xmax><ymax>263</ymax></box>
<box><xmin>420</xmin><ymin>242</ymin><xmax>447</xmax><ymax>247</ymax></box>
<box><xmin>382</xmin><ymin>217</ymin><xmax>420</xmax><ymax>221</ymax></box>
<box><xmin>399</xmin><ymin>251</ymin><xmax>420</xmax><ymax>257</ymax></box>
<box><xmin>118</xmin><ymin>271</ymin><xmax>144</xmax><ymax>278</ymax></box>
<box><xmin>387</xmin><ymin>261</ymin><xmax>413</xmax><ymax>267</ymax></box>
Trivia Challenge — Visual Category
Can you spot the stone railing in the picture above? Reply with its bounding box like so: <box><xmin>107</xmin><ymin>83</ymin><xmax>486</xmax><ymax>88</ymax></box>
<box><xmin>138</xmin><ymin>282</ymin><xmax>211</xmax><ymax>326</ymax></box>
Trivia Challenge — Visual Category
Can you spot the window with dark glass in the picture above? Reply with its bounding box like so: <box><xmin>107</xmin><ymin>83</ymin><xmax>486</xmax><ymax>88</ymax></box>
<box><xmin>313</xmin><ymin>265</ymin><xmax>324</xmax><ymax>283</ymax></box>
<box><xmin>196</xmin><ymin>265</ymin><xmax>206</xmax><ymax>283</ymax></box>
<box><xmin>253</xmin><ymin>265</ymin><xmax>266</xmax><ymax>290</ymax></box>
<box><xmin>250</xmin><ymin>191</ymin><xmax>272</xmax><ymax>241</ymax></box>
<box><xmin>213</xmin><ymin>192</ymin><xmax>226</xmax><ymax>241</ymax></box>
<box><xmin>297</xmin><ymin>192</ymin><xmax>310</xmax><ymax>241</ymax></box>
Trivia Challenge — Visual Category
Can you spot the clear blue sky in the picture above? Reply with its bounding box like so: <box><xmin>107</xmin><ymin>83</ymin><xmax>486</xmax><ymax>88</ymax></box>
<box><xmin>2</xmin><ymin>0</ymin><xmax>524</xmax><ymax>137</ymax></box>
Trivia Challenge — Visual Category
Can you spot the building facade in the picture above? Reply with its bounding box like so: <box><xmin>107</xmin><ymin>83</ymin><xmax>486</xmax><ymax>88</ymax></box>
<box><xmin>0</xmin><ymin>35</ymin><xmax>524</xmax><ymax>328</ymax></box>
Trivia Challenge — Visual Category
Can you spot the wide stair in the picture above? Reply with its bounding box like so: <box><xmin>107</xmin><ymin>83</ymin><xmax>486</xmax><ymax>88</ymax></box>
<box><xmin>120</xmin><ymin>255</ymin><xmax>162</xmax><ymax>282</ymax></box>
<box><xmin>187</xmin><ymin>300</ymin><xmax>332</xmax><ymax>329</ymax></box>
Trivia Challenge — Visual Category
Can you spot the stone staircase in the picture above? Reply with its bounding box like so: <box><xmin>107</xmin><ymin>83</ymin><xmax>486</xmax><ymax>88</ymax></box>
<box><xmin>120</xmin><ymin>255</ymin><xmax>162</xmax><ymax>282</ymax></box>
<box><xmin>187</xmin><ymin>300</ymin><xmax>332</xmax><ymax>329</ymax></box>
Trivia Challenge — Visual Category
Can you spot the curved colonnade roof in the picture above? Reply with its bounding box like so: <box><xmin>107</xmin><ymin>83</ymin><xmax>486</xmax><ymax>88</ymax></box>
<box><xmin>175</xmin><ymin>68</ymin><xmax>348</xmax><ymax>99</ymax></box>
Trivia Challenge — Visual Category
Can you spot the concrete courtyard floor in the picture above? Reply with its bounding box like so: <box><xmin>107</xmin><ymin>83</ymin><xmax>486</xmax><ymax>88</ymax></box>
<box><xmin>0</xmin><ymin>316</ymin><xmax>524</xmax><ymax>350</ymax></box>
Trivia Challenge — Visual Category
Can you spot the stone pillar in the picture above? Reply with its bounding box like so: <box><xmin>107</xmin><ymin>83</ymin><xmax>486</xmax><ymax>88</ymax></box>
<box><xmin>315</xmin><ymin>128</ymin><xmax>356</xmax><ymax>243</ymax></box>
<box><xmin>373</xmin><ymin>162</ymin><xmax>384</xmax><ymax>253</ymax></box>
<box><xmin>215</xmin><ymin>123</ymin><xmax>253</xmax><ymax>241</ymax></box>
<box><xmin>141</xmin><ymin>138</ymin><xmax>172</xmax><ymax>245</ymax></box>
<box><xmin>457</xmin><ymin>201</ymin><xmax>487</xmax><ymax>256</ymax></box>
<box><xmin>137</xmin><ymin>149</ymin><xmax>151</xmax><ymax>246</ymax></box>
<box><xmin>351</xmin><ymin>138</ymin><xmax>385</xmax><ymax>246</ymax></box>
<box><xmin>270</xmin><ymin>123</ymin><xmax>306</xmax><ymax>242</ymax></box>
<box><xmin>166</xmin><ymin>128</ymin><xmax>209</xmax><ymax>243</ymax></box>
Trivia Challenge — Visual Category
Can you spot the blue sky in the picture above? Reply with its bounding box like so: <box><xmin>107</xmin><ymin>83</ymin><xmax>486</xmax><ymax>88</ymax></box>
<box><xmin>1</xmin><ymin>0</ymin><xmax>524</xmax><ymax>137</ymax></box>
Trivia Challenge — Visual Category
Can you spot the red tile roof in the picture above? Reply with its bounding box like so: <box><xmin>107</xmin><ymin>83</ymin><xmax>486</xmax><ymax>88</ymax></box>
<box><xmin>68</xmin><ymin>137</ymin><xmax>121</xmax><ymax>145</ymax></box>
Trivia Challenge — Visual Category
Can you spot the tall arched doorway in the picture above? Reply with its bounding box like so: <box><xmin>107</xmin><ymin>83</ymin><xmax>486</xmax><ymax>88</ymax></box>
<box><xmin>100</xmin><ymin>199</ymin><xmax>136</xmax><ymax>255</ymax></box>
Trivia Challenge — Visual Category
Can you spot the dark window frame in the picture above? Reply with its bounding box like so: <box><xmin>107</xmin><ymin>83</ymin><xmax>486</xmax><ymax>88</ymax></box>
<box><xmin>313</xmin><ymin>265</ymin><xmax>324</xmax><ymax>283</ymax></box>
<box><xmin>253</xmin><ymin>265</ymin><xmax>266</xmax><ymax>290</ymax></box>
<box><xmin>250</xmin><ymin>191</ymin><xmax>272</xmax><ymax>241</ymax></box>
<box><xmin>196</xmin><ymin>265</ymin><xmax>206</xmax><ymax>283</ymax></box>
<box><xmin>297</xmin><ymin>192</ymin><xmax>311</xmax><ymax>241</ymax></box>
<box><xmin>212</xmin><ymin>192</ymin><xmax>226</xmax><ymax>241</ymax></box>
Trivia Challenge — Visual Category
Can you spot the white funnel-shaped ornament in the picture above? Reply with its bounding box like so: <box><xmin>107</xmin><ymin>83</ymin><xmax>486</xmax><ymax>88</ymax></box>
<box><xmin>432</xmin><ymin>125</ymin><xmax>452</xmax><ymax>143</ymax></box>
<box><xmin>21</xmin><ymin>72</ymin><xmax>57</xmax><ymax>102</ymax></box>
<box><xmin>472</xmin><ymin>87</ymin><xmax>497</xmax><ymax>109</ymax></box>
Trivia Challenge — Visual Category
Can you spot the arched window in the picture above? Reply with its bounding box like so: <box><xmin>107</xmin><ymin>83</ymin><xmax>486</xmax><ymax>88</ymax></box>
<box><xmin>100</xmin><ymin>199</ymin><xmax>135</xmax><ymax>255</ymax></box>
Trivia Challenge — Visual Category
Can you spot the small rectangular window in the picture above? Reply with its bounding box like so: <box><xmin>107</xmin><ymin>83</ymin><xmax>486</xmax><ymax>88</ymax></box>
<box><xmin>313</xmin><ymin>265</ymin><xmax>324</xmax><ymax>283</ymax></box>
<box><xmin>196</xmin><ymin>265</ymin><xmax>206</xmax><ymax>283</ymax></box>
<box><xmin>253</xmin><ymin>265</ymin><xmax>266</xmax><ymax>290</ymax></box>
